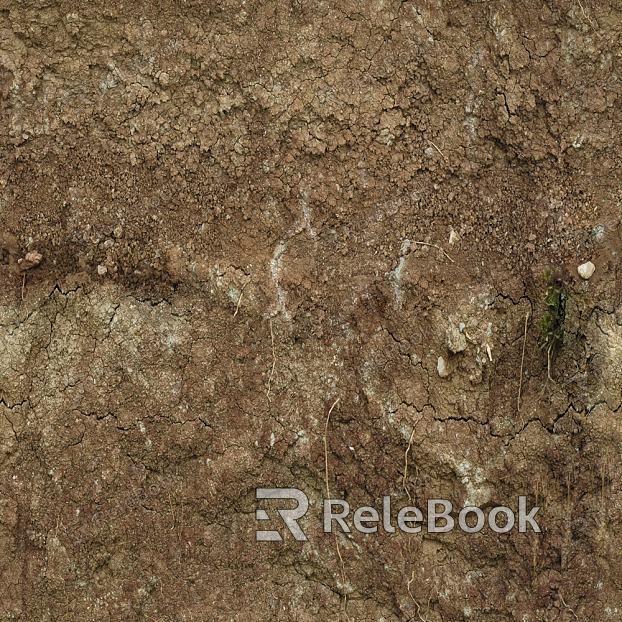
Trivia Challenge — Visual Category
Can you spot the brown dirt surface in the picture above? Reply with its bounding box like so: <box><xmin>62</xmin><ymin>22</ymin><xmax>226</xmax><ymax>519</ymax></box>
<box><xmin>1</xmin><ymin>0</ymin><xmax>622</xmax><ymax>620</ymax></box>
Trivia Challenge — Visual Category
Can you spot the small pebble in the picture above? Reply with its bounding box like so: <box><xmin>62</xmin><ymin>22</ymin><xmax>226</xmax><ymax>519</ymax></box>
<box><xmin>437</xmin><ymin>356</ymin><xmax>449</xmax><ymax>377</ymax></box>
<box><xmin>97</xmin><ymin>264</ymin><xmax>107</xmax><ymax>276</ymax></box>
<box><xmin>578</xmin><ymin>261</ymin><xmax>595</xmax><ymax>280</ymax></box>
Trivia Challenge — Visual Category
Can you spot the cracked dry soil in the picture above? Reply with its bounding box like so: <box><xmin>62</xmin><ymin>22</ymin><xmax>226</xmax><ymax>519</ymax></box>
<box><xmin>2</xmin><ymin>0</ymin><xmax>622</xmax><ymax>620</ymax></box>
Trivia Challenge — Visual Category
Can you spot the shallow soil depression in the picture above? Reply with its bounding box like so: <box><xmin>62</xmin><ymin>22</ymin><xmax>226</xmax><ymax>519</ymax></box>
<box><xmin>2</xmin><ymin>1</ymin><xmax>622</xmax><ymax>620</ymax></box>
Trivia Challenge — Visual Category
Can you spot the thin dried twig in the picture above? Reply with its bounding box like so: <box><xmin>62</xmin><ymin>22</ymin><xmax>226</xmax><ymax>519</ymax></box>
<box><xmin>558</xmin><ymin>593</ymin><xmax>579</xmax><ymax>620</ymax></box>
<box><xmin>518</xmin><ymin>313</ymin><xmax>529</xmax><ymax>411</ymax></box>
<box><xmin>577</xmin><ymin>0</ymin><xmax>597</xmax><ymax>31</ymax></box>
<box><xmin>412</xmin><ymin>241</ymin><xmax>455</xmax><ymax>264</ymax></box>
<box><xmin>404</xmin><ymin>428</ymin><xmax>416</xmax><ymax>502</ymax></box>
<box><xmin>233</xmin><ymin>285</ymin><xmax>246</xmax><ymax>317</ymax></box>
<box><xmin>168</xmin><ymin>492</ymin><xmax>175</xmax><ymax>531</ymax></box>
<box><xmin>407</xmin><ymin>571</ymin><xmax>427</xmax><ymax>622</ymax></box>
<box><xmin>267</xmin><ymin>319</ymin><xmax>276</xmax><ymax>401</ymax></box>
<box><xmin>324</xmin><ymin>398</ymin><xmax>351</xmax><ymax>622</ymax></box>
<box><xmin>403</xmin><ymin>415</ymin><xmax>424</xmax><ymax>502</ymax></box>
<box><xmin>428</xmin><ymin>140</ymin><xmax>445</xmax><ymax>158</ymax></box>
<box><xmin>21</xmin><ymin>273</ymin><xmax>25</xmax><ymax>300</ymax></box>
<box><xmin>324</xmin><ymin>398</ymin><xmax>340</xmax><ymax>501</ymax></box>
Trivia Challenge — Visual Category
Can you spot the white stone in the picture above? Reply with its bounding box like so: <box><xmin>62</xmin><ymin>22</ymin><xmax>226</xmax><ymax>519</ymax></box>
<box><xmin>97</xmin><ymin>264</ymin><xmax>107</xmax><ymax>276</ymax></box>
<box><xmin>437</xmin><ymin>356</ymin><xmax>449</xmax><ymax>377</ymax></box>
<box><xmin>578</xmin><ymin>261</ymin><xmax>595</xmax><ymax>280</ymax></box>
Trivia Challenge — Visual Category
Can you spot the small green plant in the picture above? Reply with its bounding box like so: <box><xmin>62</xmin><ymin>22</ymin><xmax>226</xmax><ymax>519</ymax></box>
<box><xmin>537</xmin><ymin>267</ymin><xmax>568</xmax><ymax>379</ymax></box>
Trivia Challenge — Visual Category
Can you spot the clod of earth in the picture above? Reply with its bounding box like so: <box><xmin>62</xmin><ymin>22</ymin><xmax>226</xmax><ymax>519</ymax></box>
<box><xmin>17</xmin><ymin>250</ymin><xmax>42</xmax><ymax>271</ymax></box>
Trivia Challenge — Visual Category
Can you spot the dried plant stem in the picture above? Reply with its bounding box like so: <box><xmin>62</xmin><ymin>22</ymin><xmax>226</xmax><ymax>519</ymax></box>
<box><xmin>267</xmin><ymin>319</ymin><xmax>276</xmax><ymax>401</ymax></box>
<box><xmin>428</xmin><ymin>140</ymin><xmax>445</xmax><ymax>158</ymax></box>
<box><xmin>517</xmin><ymin>313</ymin><xmax>529</xmax><ymax>411</ymax></box>
<box><xmin>403</xmin><ymin>415</ymin><xmax>424</xmax><ymax>502</ymax></box>
<box><xmin>323</xmin><ymin>398</ymin><xmax>351</xmax><ymax>622</ymax></box>
<box><xmin>558</xmin><ymin>593</ymin><xmax>579</xmax><ymax>620</ymax></box>
<box><xmin>407</xmin><ymin>571</ymin><xmax>427</xmax><ymax>622</ymax></box>
<box><xmin>233</xmin><ymin>284</ymin><xmax>246</xmax><ymax>317</ymax></box>
<box><xmin>412</xmin><ymin>241</ymin><xmax>455</xmax><ymax>263</ymax></box>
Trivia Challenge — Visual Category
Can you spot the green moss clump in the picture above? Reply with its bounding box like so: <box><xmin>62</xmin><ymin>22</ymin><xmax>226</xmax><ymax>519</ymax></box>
<box><xmin>537</xmin><ymin>267</ymin><xmax>567</xmax><ymax>356</ymax></box>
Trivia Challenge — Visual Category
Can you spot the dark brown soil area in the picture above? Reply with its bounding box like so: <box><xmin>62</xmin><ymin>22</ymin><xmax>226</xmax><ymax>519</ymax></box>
<box><xmin>1</xmin><ymin>1</ymin><xmax>622</xmax><ymax>620</ymax></box>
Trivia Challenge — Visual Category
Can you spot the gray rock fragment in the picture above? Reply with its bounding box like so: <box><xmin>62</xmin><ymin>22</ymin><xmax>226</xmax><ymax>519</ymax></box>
<box><xmin>446</xmin><ymin>320</ymin><xmax>467</xmax><ymax>353</ymax></box>
<box><xmin>437</xmin><ymin>356</ymin><xmax>449</xmax><ymax>377</ymax></box>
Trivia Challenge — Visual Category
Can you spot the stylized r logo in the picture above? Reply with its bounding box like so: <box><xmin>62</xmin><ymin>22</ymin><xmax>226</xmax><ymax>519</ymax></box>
<box><xmin>255</xmin><ymin>488</ymin><xmax>309</xmax><ymax>541</ymax></box>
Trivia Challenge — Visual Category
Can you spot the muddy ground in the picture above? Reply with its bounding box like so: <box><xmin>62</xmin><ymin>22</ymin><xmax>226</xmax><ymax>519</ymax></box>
<box><xmin>1</xmin><ymin>0</ymin><xmax>622</xmax><ymax>620</ymax></box>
